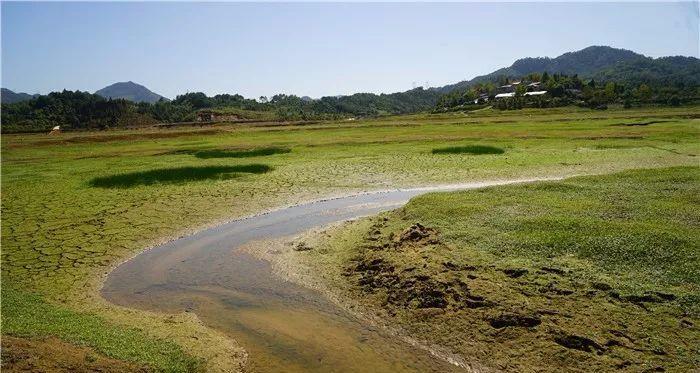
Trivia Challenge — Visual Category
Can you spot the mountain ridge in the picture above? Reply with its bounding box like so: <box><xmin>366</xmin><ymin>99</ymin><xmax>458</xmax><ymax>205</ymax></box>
<box><xmin>94</xmin><ymin>81</ymin><xmax>168</xmax><ymax>104</ymax></box>
<box><xmin>1</xmin><ymin>88</ymin><xmax>40</xmax><ymax>104</ymax></box>
<box><xmin>434</xmin><ymin>46</ymin><xmax>686</xmax><ymax>93</ymax></box>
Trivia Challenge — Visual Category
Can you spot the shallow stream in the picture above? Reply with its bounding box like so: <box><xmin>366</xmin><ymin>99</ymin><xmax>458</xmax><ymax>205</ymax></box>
<box><xmin>102</xmin><ymin>179</ymin><xmax>550</xmax><ymax>372</ymax></box>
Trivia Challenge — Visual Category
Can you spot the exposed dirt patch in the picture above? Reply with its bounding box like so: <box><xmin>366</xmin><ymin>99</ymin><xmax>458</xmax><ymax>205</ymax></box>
<box><xmin>1</xmin><ymin>335</ymin><xmax>150</xmax><ymax>372</ymax></box>
<box><xmin>328</xmin><ymin>212</ymin><xmax>699</xmax><ymax>372</ymax></box>
<box><xmin>590</xmin><ymin>281</ymin><xmax>612</xmax><ymax>291</ymax></box>
<box><xmin>502</xmin><ymin>268</ymin><xmax>528</xmax><ymax>278</ymax></box>
<box><xmin>293</xmin><ymin>242</ymin><xmax>314</xmax><ymax>251</ymax></box>
<box><xmin>346</xmin><ymin>222</ymin><xmax>487</xmax><ymax>311</ymax></box>
<box><xmin>539</xmin><ymin>266</ymin><xmax>567</xmax><ymax>275</ymax></box>
<box><xmin>610</xmin><ymin>291</ymin><xmax>678</xmax><ymax>306</ymax></box>
<box><xmin>488</xmin><ymin>313</ymin><xmax>541</xmax><ymax>329</ymax></box>
<box><xmin>396</xmin><ymin>223</ymin><xmax>439</xmax><ymax>245</ymax></box>
<box><xmin>554</xmin><ymin>333</ymin><xmax>604</xmax><ymax>353</ymax></box>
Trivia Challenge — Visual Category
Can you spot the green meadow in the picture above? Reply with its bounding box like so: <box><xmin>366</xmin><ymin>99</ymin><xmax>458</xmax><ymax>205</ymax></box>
<box><xmin>2</xmin><ymin>106</ymin><xmax>699</xmax><ymax>371</ymax></box>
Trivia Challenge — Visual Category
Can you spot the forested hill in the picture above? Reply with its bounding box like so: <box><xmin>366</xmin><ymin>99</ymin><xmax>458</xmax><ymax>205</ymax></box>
<box><xmin>1</xmin><ymin>88</ymin><xmax>39</xmax><ymax>104</ymax></box>
<box><xmin>435</xmin><ymin>49</ymin><xmax>699</xmax><ymax>112</ymax></box>
<box><xmin>591</xmin><ymin>56</ymin><xmax>700</xmax><ymax>87</ymax></box>
<box><xmin>436</xmin><ymin>46</ymin><xmax>672</xmax><ymax>92</ymax></box>
<box><xmin>95</xmin><ymin>81</ymin><xmax>168</xmax><ymax>104</ymax></box>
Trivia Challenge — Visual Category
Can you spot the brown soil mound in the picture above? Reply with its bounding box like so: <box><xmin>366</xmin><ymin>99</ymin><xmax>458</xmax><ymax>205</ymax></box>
<box><xmin>1</xmin><ymin>335</ymin><xmax>150</xmax><ymax>373</ymax></box>
<box><xmin>395</xmin><ymin>223</ymin><xmax>439</xmax><ymax>245</ymax></box>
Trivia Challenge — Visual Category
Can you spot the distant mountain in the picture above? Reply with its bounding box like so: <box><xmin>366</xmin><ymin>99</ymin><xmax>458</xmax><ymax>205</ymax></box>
<box><xmin>1</xmin><ymin>88</ymin><xmax>39</xmax><ymax>104</ymax></box>
<box><xmin>437</xmin><ymin>46</ymin><xmax>647</xmax><ymax>92</ymax></box>
<box><xmin>95</xmin><ymin>81</ymin><xmax>167</xmax><ymax>103</ymax></box>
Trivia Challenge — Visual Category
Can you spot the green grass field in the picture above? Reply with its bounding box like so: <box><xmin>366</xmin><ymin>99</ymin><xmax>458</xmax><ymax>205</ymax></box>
<box><xmin>2</xmin><ymin>106</ymin><xmax>699</xmax><ymax>371</ymax></box>
<box><xmin>301</xmin><ymin>167</ymin><xmax>699</xmax><ymax>371</ymax></box>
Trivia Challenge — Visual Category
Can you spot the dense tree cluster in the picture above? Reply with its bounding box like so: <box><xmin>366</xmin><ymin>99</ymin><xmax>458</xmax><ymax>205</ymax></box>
<box><xmin>436</xmin><ymin>46</ymin><xmax>646</xmax><ymax>94</ymax></box>
<box><xmin>592</xmin><ymin>57</ymin><xmax>700</xmax><ymax>88</ymax></box>
<box><xmin>1</xmin><ymin>90</ymin><xmax>155</xmax><ymax>132</ymax></box>
<box><xmin>1</xmin><ymin>88</ymin><xmax>442</xmax><ymax>132</ymax></box>
<box><xmin>437</xmin><ymin>70</ymin><xmax>699</xmax><ymax>112</ymax></box>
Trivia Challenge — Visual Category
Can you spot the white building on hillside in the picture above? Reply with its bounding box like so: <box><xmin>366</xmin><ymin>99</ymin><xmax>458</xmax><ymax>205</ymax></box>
<box><xmin>495</xmin><ymin>92</ymin><xmax>516</xmax><ymax>99</ymax></box>
<box><xmin>524</xmin><ymin>91</ymin><xmax>548</xmax><ymax>96</ymax></box>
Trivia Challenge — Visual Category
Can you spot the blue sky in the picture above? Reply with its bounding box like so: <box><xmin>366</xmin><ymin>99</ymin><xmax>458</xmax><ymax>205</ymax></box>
<box><xmin>2</xmin><ymin>2</ymin><xmax>698</xmax><ymax>99</ymax></box>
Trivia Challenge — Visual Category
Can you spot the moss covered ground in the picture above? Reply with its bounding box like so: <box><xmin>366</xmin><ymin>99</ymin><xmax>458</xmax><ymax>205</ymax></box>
<box><xmin>299</xmin><ymin>167</ymin><xmax>699</xmax><ymax>372</ymax></box>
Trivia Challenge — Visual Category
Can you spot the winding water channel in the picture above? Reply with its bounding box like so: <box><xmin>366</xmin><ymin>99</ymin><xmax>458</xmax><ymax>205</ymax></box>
<box><xmin>102</xmin><ymin>178</ymin><xmax>556</xmax><ymax>372</ymax></box>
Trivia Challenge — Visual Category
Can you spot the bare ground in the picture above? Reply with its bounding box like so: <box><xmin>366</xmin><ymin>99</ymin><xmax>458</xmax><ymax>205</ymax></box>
<box><xmin>1</xmin><ymin>335</ymin><xmax>151</xmax><ymax>373</ymax></box>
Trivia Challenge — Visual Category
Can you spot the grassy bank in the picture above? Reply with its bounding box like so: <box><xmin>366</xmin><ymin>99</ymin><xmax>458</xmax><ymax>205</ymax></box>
<box><xmin>2</xmin><ymin>288</ymin><xmax>202</xmax><ymax>371</ymax></box>
<box><xmin>2</xmin><ymin>106</ymin><xmax>698</xmax><ymax>370</ymax></box>
<box><xmin>297</xmin><ymin>167</ymin><xmax>700</xmax><ymax>371</ymax></box>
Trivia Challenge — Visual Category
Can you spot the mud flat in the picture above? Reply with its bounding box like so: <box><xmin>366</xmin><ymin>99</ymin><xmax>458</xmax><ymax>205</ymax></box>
<box><xmin>102</xmin><ymin>178</ymin><xmax>558</xmax><ymax>372</ymax></box>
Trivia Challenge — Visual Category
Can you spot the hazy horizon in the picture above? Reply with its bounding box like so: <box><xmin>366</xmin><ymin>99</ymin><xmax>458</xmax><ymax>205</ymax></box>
<box><xmin>2</xmin><ymin>2</ymin><xmax>698</xmax><ymax>99</ymax></box>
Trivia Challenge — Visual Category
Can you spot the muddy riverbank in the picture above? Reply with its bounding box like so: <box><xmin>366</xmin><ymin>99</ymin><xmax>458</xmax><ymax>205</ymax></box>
<box><xmin>102</xmin><ymin>177</ymin><xmax>561</xmax><ymax>372</ymax></box>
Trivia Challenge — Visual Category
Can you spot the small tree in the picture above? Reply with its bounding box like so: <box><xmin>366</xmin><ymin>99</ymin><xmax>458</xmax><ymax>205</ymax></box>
<box><xmin>637</xmin><ymin>84</ymin><xmax>652</xmax><ymax>102</ymax></box>
<box><xmin>604</xmin><ymin>82</ymin><xmax>617</xmax><ymax>101</ymax></box>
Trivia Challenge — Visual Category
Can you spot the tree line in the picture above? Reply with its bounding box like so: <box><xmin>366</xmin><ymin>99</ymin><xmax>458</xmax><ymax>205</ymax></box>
<box><xmin>1</xmin><ymin>88</ymin><xmax>442</xmax><ymax>132</ymax></box>
<box><xmin>2</xmin><ymin>72</ymin><xmax>698</xmax><ymax>132</ymax></box>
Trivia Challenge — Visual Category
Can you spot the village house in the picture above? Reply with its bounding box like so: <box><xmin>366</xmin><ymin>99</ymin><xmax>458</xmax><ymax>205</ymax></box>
<box><xmin>473</xmin><ymin>93</ymin><xmax>490</xmax><ymax>104</ymax></box>
<box><xmin>527</xmin><ymin>82</ymin><xmax>542</xmax><ymax>91</ymax></box>
<box><xmin>524</xmin><ymin>91</ymin><xmax>548</xmax><ymax>97</ymax></box>
<box><xmin>497</xmin><ymin>81</ymin><xmax>522</xmax><ymax>94</ymax></box>
<box><xmin>494</xmin><ymin>90</ymin><xmax>548</xmax><ymax>100</ymax></box>
<box><xmin>498</xmin><ymin>84</ymin><xmax>515</xmax><ymax>93</ymax></box>
<box><xmin>495</xmin><ymin>92</ymin><xmax>516</xmax><ymax>99</ymax></box>
<box><xmin>494</xmin><ymin>79</ymin><xmax>548</xmax><ymax>99</ymax></box>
